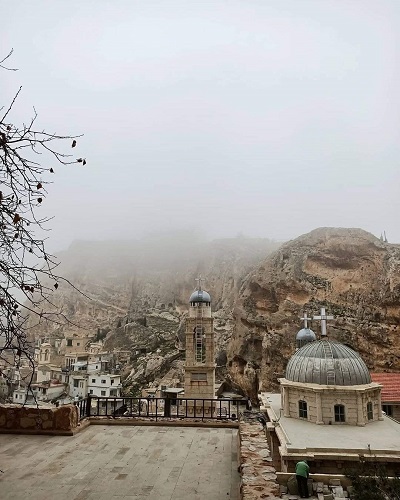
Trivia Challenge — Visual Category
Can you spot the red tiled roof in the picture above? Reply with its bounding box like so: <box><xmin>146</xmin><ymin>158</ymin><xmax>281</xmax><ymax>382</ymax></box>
<box><xmin>371</xmin><ymin>373</ymin><xmax>400</xmax><ymax>402</ymax></box>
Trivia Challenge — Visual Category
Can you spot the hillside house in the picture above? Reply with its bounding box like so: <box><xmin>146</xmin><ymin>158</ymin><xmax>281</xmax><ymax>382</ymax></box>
<box><xmin>88</xmin><ymin>374</ymin><xmax>121</xmax><ymax>397</ymax></box>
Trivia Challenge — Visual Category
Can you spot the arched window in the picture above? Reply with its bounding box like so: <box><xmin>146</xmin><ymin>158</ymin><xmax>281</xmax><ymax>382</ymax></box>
<box><xmin>193</xmin><ymin>326</ymin><xmax>206</xmax><ymax>362</ymax></box>
<box><xmin>367</xmin><ymin>402</ymin><xmax>373</xmax><ymax>420</ymax></box>
<box><xmin>334</xmin><ymin>404</ymin><xmax>345</xmax><ymax>422</ymax></box>
<box><xmin>298</xmin><ymin>400</ymin><xmax>308</xmax><ymax>419</ymax></box>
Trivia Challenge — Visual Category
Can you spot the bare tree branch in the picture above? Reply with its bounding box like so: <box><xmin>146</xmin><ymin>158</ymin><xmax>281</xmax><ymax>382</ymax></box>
<box><xmin>0</xmin><ymin>53</ymin><xmax>87</xmax><ymax>401</ymax></box>
<box><xmin>0</xmin><ymin>49</ymin><xmax>18</xmax><ymax>71</ymax></box>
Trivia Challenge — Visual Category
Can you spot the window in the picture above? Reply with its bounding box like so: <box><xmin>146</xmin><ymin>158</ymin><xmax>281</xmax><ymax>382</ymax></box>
<box><xmin>101</xmin><ymin>379</ymin><xmax>106</xmax><ymax>384</ymax></box>
<box><xmin>298</xmin><ymin>400</ymin><xmax>308</xmax><ymax>419</ymax></box>
<box><xmin>193</xmin><ymin>326</ymin><xmax>206</xmax><ymax>362</ymax></box>
<box><xmin>67</xmin><ymin>339</ymin><xmax>72</xmax><ymax>346</ymax></box>
<box><xmin>111</xmin><ymin>379</ymin><xmax>114</xmax><ymax>385</ymax></box>
<box><xmin>383</xmin><ymin>404</ymin><xmax>393</xmax><ymax>417</ymax></box>
<box><xmin>89</xmin><ymin>390</ymin><xmax>93</xmax><ymax>395</ymax></box>
<box><xmin>334</xmin><ymin>404</ymin><xmax>345</xmax><ymax>422</ymax></box>
<box><xmin>101</xmin><ymin>390</ymin><xmax>106</xmax><ymax>396</ymax></box>
<box><xmin>367</xmin><ymin>402</ymin><xmax>373</xmax><ymax>420</ymax></box>
<box><xmin>92</xmin><ymin>379</ymin><xmax>96</xmax><ymax>383</ymax></box>
<box><xmin>77</xmin><ymin>342</ymin><xmax>80</xmax><ymax>346</ymax></box>
<box><xmin>73</xmin><ymin>379</ymin><xmax>79</xmax><ymax>388</ymax></box>
<box><xmin>191</xmin><ymin>373</ymin><xmax>207</xmax><ymax>381</ymax></box>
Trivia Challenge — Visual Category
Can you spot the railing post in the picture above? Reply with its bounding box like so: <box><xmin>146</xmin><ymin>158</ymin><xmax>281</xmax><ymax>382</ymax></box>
<box><xmin>86</xmin><ymin>395</ymin><xmax>92</xmax><ymax>418</ymax></box>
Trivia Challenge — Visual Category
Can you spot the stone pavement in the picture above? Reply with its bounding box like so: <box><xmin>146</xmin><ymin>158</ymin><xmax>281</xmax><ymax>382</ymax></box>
<box><xmin>0</xmin><ymin>425</ymin><xmax>240</xmax><ymax>500</ymax></box>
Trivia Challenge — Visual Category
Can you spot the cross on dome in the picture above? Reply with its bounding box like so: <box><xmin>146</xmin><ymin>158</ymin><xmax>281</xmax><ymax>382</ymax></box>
<box><xmin>300</xmin><ymin>311</ymin><xmax>312</xmax><ymax>329</ymax></box>
<box><xmin>313</xmin><ymin>307</ymin><xmax>334</xmax><ymax>337</ymax></box>
<box><xmin>195</xmin><ymin>275</ymin><xmax>204</xmax><ymax>291</ymax></box>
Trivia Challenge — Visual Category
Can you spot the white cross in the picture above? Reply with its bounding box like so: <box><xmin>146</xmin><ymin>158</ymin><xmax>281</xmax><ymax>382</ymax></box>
<box><xmin>313</xmin><ymin>307</ymin><xmax>334</xmax><ymax>337</ymax></box>
<box><xmin>195</xmin><ymin>276</ymin><xmax>204</xmax><ymax>290</ymax></box>
<box><xmin>300</xmin><ymin>311</ymin><xmax>312</xmax><ymax>329</ymax></box>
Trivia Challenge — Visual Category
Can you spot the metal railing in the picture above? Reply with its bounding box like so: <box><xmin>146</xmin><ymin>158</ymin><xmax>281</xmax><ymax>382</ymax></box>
<box><xmin>75</xmin><ymin>396</ymin><xmax>241</xmax><ymax>422</ymax></box>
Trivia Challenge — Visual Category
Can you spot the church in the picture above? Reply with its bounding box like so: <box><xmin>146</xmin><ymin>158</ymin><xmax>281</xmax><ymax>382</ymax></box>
<box><xmin>260</xmin><ymin>309</ymin><xmax>400</xmax><ymax>475</ymax></box>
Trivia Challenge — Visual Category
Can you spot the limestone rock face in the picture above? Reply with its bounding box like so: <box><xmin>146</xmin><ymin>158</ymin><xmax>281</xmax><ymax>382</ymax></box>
<box><xmin>27</xmin><ymin>229</ymin><xmax>400</xmax><ymax>400</ymax></box>
<box><xmin>28</xmin><ymin>236</ymin><xmax>278</xmax><ymax>395</ymax></box>
<box><xmin>229</xmin><ymin>228</ymin><xmax>400</xmax><ymax>396</ymax></box>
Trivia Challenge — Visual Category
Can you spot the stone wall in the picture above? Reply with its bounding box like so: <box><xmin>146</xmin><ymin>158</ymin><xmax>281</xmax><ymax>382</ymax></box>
<box><xmin>283</xmin><ymin>382</ymin><xmax>382</xmax><ymax>426</ymax></box>
<box><xmin>239</xmin><ymin>420</ymin><xmax>280</xmax><ymax>500</ymax></box>
<box><xmin>0</xmin><ymin>404</ymin><xmax>80</xmax><ymax>435</ymax></box>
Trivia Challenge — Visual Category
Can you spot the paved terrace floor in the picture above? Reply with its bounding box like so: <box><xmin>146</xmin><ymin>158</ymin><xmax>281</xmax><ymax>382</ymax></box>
<box><xmin>0</xmin><ymin>425</ymin><xmax>240</xmax><ymax>500</ymax></box>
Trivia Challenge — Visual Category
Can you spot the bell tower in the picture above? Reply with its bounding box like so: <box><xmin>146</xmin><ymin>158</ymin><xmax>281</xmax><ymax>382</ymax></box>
<box><xmin>184</xmin><ymin>277</ymin><xmax>215</xmax><ymax>404</ymax></box>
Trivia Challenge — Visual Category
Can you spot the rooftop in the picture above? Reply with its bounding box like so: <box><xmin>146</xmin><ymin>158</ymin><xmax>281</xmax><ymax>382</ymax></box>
<box><xmin>0</xmin><ymin>425</ymin><xmax>239</xmax><ymax>500</ymax></box>
<box><xmin>371</xmin><ymin>372</ymin><xmax>400</xmax><ymax>402</ymax></box>
<box><xmin>261</xmin><ymin>393</ymin><xmax>400</xmax><ymax>456</ymax></box>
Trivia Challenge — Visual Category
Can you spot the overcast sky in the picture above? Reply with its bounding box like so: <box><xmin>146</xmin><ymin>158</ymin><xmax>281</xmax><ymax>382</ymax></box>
<box><xmin>2</xmin><ymin>0</ymin><xmax>400</xmax><ymax>250</ymax></box>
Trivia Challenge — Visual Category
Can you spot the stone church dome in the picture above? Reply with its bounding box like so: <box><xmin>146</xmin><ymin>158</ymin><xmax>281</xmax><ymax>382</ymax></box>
<box><xmin>286</xmin><ymin>340</ymin><xmax>371</xmax><ymax>386</ymax></box>
<box><xmin>189</xmin><ymin>289</ymin><xmax>211</xmax><ymax>304</ymax></box>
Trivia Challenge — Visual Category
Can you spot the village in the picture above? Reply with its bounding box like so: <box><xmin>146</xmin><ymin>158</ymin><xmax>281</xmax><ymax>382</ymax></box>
<box><xmin>0</xmin><ymin>331</ymin><xmax>126</xmax><ymax>408</ymax></box>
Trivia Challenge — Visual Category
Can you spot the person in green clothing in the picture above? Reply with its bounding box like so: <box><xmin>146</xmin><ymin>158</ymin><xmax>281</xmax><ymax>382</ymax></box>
<box><xmin>295</xmin><ymin>459</ymin><xmax>310</xmax><ymax>498</ymax></box>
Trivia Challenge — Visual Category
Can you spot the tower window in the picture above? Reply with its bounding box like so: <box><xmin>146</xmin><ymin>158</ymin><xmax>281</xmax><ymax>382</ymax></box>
<box><xmin>193</xmin><ymin>326</ymin><xmax>206</xmax><ymax>362</ymax></box>
<box><xmin>334</xmin><ymin>404</ymin><xmax>345</xmax><ymax>422</ymax></box>
<box><xmin>191</xmin><ymin>373</ymin><xmax>207</xmax><ymax>381</ymax></box>
<box><xmin>298</xmin><ymin>400</ymin><xmax>307</xmax><ymax>419</ymax></box>
<box><xmin>367</xmin><ymin>402</ymin><xmax>373</xmax><ymax>420</ymax></box>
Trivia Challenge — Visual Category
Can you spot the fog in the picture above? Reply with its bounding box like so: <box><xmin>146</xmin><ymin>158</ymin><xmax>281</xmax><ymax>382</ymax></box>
<box><xmin>2</xmin><ymin>0</ymin><xmax>400</xmax><ymax>252</ymax></box>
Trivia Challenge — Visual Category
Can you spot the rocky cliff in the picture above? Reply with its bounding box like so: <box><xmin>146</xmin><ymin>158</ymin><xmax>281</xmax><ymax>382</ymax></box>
<box><xmin>29</xmin><ymin>228</ymin><xmax>400</xmax><ymax>400</ymax></box>
<box><xmin>229</xmin><ymin>227</ymin><xmax>400</xmax><ymax>399</ymax></box>
<box><xmin>29</xmin><ymin>234</ymin><xmax>279</xmax><ymax>394</ymax></box>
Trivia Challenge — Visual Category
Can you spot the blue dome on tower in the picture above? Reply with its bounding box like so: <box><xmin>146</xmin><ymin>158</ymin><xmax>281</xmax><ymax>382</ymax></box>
<box><xmin>189</xmin><ymin>290</ymin><xmax>211</xmax><ymax>304</ymax></box>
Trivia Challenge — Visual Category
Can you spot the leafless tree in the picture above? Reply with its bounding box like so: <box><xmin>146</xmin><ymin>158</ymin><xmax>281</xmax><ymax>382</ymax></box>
<box><xmin>0</xmin><ymin>50</ymin><xmax>85</xmax><ymax>397</ymax></box>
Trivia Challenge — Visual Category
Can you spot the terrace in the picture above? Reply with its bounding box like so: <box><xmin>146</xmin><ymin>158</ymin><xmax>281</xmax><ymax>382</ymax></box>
<box><xmin>0</xmin><ymin>424</ymin><xmax>240</xmax><ymax>500</ymax></box>
<box><xmin>0</xmin><ymin>396</ymin><xmax>242</xmax><ymax>500</ymax></box>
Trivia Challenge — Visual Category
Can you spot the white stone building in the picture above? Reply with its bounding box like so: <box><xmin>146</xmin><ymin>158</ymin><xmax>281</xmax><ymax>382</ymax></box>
<box><xmin>88</xmin><ymin>373</ymin><xmax>121</xmax><ymax>397</ymax></box>
<box><xmin>69</xmin><ymin>374</ymin><xmax>88</xmax><ymax>399</ymax></box>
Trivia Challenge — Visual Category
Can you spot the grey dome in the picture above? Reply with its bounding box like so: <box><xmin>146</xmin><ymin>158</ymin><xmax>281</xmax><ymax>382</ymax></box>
<box><xmin>189</xmin><ymin>290</ymin><xmax>211</xmax><ymax>303</ymax></box>
<box><xmin>296</xmin><ymin>328</ymin><xmax>316</xmax><ymax>342</ymax></box>
<box><xmin>286</xmin><ymin>340</ymin><xmax>371</xmax><ymax>386</ymax></box>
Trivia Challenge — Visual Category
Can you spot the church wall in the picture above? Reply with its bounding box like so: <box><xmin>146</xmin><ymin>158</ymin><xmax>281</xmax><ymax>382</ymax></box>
<box><xmin>284</xmin><ymin>382</ymin><xmax>380</xmax><ymax>425</ymax></box>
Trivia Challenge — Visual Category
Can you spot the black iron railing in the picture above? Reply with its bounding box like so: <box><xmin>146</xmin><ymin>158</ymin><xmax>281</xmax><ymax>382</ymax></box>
<box><xmin>75</xmin><ymin>396</ymin><xmax>241</xmax><ymax>422</ymax></box>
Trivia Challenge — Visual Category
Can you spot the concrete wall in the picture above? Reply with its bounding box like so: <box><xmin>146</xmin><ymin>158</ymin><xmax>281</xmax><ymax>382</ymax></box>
<box><xmin>0</xmin><ymin>404</ymin><xmax>80</xmax><ymax>435</ymax></box>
